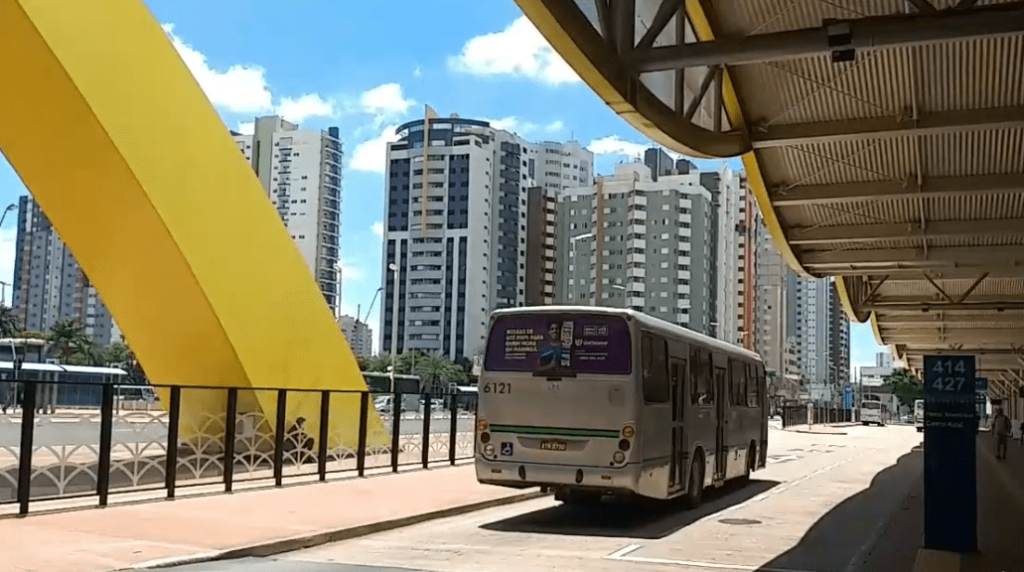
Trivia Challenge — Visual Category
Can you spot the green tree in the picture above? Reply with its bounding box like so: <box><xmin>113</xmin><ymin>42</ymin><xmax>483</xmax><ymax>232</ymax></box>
<box><xmin>48</xmin><ymin>319</ymin><xmax>89</xmax><ymax>363</ymax></box>
<box><xmin>0</xmin><ymin>305</ymin><xmax>20</xmax><ymax>338</ymax></box>
<box><xmin>47</xmin><ymin>319</ymin><xmax>103</xmax><ymax>365</ymax></box>
<box><xmin>411</xmin><ymin>352</ymin><xmax>467</xmax><ymax>393</ymax></box>
<box><xmin>103</xmin><ymin>342</ymin><xmax>131</xmax><ymax>366</ymax></box>
<box><xmin>881</xmin><ymin>368</ymin><xmax>923</xmax><ymax>408</ymax></box>
<box><xmin>363</xmin><ymin>354</ymin><xmax>392</xmax><ymax>373</ymax></box>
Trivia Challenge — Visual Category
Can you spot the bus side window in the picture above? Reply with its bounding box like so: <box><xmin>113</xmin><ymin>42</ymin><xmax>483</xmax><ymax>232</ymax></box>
<box><xmin>729</xmin><ymin>359</ymin><xmax>746</xmax><ymax>407</ymax></box>
<box><xmin>747</xmin><ymin>364</ymin><xmax>761</xmax><ymax>408</ymax></box>
<box><xmin>641</xmin><ymin>333</ymin><xmax>669</xmax><ymax>403</ymax></box>
<box><xmin>691</xmin><ymin>349</ymin><xmax>712</xmax><ymax>406</ymax></box>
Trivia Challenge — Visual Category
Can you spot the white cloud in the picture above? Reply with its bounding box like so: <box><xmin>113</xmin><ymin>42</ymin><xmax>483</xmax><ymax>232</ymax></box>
<box><xmin>360</xmin><ymin>83</ymin><xmax>415</xmax><ymax>118</ymax></box>
<box><xmin>588</xmin><ymin>136</ymin><xmax>651</xmax><ymax>159</ymax></box>
<box><xmin>371</xmin><ymin>221</ymin><xmax>384</xmax><ymax>238</ymax></box>
<box><xmin>448</xmin><ymin>16</ymin><xmax>580</xmax><ymax>86</ymax></box>
<box><xmin>277</xmin><ymin>94</ymin><xmax>336</xmax><ymax>123</ymax></box>
<box><xmin>164</xmin><ymin>23</ymin><xmax>338</xmax><ymax>124</ymax></box>
<box><xmin>338</xmin><ymin>260</ymin><xmax>364</xmax><ymax>282</ymax></box>
<box><xmin>486</xmin><ymin>116</ymin><xmax>538</xmax><ymax>134</ymax></box>
<box><xmin>162</xmin><ymin>24</ymin><xmax>274</xmax><ymax>114</ymax></box>
<box><xmin>350</xmin><ymin>125</ymin><xmax>401</xmax><ymax>174</ymax></box>
<box><xmin>413</xmin><ymin>66</ymin><xmax>423</xmax><ymax>77</ymax></box>
<box><xmin>236</xmin><ymin>121</ymin><xmax>255</xmax><ymax>135</ymax></box>
<box><xmin>544</xmin><ymin>120</ymin><xmax>565</xmax><ymax>133</ymax></box>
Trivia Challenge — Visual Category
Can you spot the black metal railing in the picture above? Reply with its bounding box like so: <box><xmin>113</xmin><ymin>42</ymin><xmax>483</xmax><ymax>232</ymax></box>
<box><xmin>780</xmin><ymin>405</ymin><xmax>856</xmax><ymax>428</ymax></box>
<box><xmin>0</xmin><ymin>380</ymin><xmax>476</xmax><ymax>515</ymax></box>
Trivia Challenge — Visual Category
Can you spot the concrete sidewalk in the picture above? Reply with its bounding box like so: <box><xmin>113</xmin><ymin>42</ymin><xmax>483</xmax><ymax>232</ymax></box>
<box><xmin>2</xmin><ymin>464</ymin><xmax>543</xmax><ymax>572</ymax></box>
<box><xmin>856</xmin><ymin>433</ymin><xmax>1024</xmax><ymax>572</ymax></box>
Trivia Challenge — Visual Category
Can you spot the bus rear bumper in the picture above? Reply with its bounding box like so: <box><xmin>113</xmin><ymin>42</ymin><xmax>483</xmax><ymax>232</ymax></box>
<box><xmin>475</xmin><ymin>458</ymin><xmax>640</xmax><ymax>494</ymax></box>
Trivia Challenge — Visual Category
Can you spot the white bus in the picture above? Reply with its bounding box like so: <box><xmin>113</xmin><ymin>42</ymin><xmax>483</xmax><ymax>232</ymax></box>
<box><xmin>914</xmin><ymin>399</ymin><xmax>925</xmax><ymax>432</ymax></box>
<box><xmin>475</xmin><ymin>307</ymin><xmax>768</xmax><ymax>507</ymax></box>
<box><xmin>860</xmin><ymin>398</ymin><xmax>887</xmax><ymax>426</ymax></box>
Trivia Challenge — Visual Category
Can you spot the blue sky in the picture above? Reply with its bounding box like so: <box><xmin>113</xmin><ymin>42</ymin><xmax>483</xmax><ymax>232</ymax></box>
<box><xmin>0</xmin><ymin>0</ymin><xmax>886</xmax><ymax>371</ymax></box>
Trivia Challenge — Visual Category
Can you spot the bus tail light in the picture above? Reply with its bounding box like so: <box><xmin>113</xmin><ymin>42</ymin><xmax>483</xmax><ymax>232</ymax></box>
<box><xmin>477</xmin><ymin>419</ymin><xmax>488</xmax><ymax>432</ymax></box>
<box><xmin>621</xmin><ymin>424</ymin><xmax>635</xmax><ymax>438</ymax></box>
<box><xmin>613</xmin><ymin>451</ymin><xmax>626</xmax><ymax>464</ymax></box>
<box><xmin>483</xmin><ymin>443</ymin><xmax>495</xmax><ymax>457</ymax></box>
<box><xmin>480</xmin><ymin>432</ymin><xmax>491</xmax><ymax>444</ymax></box>
<box><xmin>618</xmin><ymin>439</ymin><xmax>631</xmax><ymax>451</ymax></box>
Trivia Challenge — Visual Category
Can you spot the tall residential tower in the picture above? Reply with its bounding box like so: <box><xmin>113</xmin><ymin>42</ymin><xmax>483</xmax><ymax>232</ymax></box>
<box><xmin>232</xmin><ymin>116</ymin><xmax>344</xmax><ymax>313</ymax></box>
<box><xmin>12</xmin><ymin>196</ymin><xmax>121</xmax><ymax>345</ymax></box>
<box><xmin>380</xmin><ymin>112</ymin><xmax>593</xmax><ymax>362</ymax></box>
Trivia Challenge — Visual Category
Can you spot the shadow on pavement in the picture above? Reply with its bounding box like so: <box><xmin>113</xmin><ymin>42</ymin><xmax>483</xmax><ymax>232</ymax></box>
<box><xmin>481</xmin><ymin>477</ymin><xmax>780</xmax><ymax>539</ymax></box>
<box><xmin>749</xmin><ymin>447</ymin><xmax>923</xmax><ymax>572</ymax></box>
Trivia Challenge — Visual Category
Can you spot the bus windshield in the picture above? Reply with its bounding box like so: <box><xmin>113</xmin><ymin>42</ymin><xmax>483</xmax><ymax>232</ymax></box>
<box><xmin>484</xmin><ymin>313</ymin><xmax>632</xmax><ymax>376</ymax></box>
<box><xmin>861</xmin><ymin>401</ymin><xmax>882</xmax><ymax>410</ymax></box>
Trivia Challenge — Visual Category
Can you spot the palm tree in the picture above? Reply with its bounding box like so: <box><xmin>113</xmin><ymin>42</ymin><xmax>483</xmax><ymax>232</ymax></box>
<box><xmin>48</xmin><ymin>319</ymin><xmax>89</xmax><ymax>363</ymax></box>
<box><xmin>0</xmin><ymin>305</ymin><xmax>20</xmax><ymax>338</ymax></box>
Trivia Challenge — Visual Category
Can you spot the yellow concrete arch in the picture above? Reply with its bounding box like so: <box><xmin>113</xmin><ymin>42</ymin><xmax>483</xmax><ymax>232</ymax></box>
<box><xmin>0</xmin><ymin>0</ymin><xmax>382</xmax><ymax>448</ymax></box>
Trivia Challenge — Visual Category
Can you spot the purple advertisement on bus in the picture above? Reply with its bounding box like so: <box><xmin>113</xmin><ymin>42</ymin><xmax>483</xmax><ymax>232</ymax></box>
<box><xmin>484</xmin><ymin>314</ymin><xmax>632</xmax><ymax>375</ymax></box>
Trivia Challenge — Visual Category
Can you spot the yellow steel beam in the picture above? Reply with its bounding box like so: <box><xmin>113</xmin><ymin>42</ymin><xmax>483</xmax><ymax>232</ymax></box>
<box><xmin>0</xmin><ymin>0</ymin><xmax>382</xmax><ymax>448</ymax></box>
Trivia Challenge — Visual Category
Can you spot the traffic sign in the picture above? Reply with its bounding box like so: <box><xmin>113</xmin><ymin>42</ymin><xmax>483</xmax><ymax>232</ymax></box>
<box><xmin>923</xmin><ymin>355</ymin><xmax>977</xmax><ymax>554</ymax></box>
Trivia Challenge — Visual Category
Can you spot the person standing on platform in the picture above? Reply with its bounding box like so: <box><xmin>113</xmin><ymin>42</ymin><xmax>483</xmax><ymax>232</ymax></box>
<box><xmin>992</xmin><ymin>408</ymin><xmax>1011</xmax><ymax>460</ymax></box>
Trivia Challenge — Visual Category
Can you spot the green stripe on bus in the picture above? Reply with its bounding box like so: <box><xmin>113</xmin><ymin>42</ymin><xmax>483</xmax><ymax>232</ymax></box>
<box><xmin>488</xmin><ymin>425</ymin><xmax>620</xmax><ymax>439</ymax></box>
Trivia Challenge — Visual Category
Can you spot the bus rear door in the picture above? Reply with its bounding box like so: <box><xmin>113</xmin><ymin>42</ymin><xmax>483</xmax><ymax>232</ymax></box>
<box><xmin>714</xmin><ymin>355</ymin><xmax>728</xmax><ymax>485</ymax></box>
<box><xmin>669</xmin><ymin>356</ymin><xmax>687</xmax><ymax>493</ymax></box>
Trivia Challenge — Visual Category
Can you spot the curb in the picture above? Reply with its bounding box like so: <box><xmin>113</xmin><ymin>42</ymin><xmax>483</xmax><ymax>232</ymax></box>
<box><xmin>123</xmin><ymin>489</ymin><xmax>548</xmax><ymax>570</ymax></box>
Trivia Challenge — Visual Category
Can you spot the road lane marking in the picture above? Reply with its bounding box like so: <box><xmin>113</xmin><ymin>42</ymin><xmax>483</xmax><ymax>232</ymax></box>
<box><xmin>606</xmin><ymin>547</ymin><xmax>826</xmax><ymax>572</ymax></box>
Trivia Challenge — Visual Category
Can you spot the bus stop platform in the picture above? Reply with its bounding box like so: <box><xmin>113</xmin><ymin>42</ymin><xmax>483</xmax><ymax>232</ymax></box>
<box><xmin>867</xmin><ymin>431</ymin><xmax>1024</xmax><ymax>572</ymax></box>
<box><xmin>0</xmin><ymin>464</ymin><xmax>543</xmax><ymax>572</ymax></box>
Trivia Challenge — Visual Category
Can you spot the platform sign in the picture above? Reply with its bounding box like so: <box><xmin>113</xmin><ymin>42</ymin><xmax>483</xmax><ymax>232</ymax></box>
<box><xmin>975</xmin><ymin>378</ymin><xmax>987</xmax><ymax>393</ymax></box>
<box><xmin>923</xmin><ymin>355</ymin><xmax>977</xmax><ymax>554</ymax></box>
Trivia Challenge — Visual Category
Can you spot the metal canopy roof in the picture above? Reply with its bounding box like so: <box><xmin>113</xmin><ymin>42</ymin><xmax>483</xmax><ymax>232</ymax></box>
<box><xmin>516</xmin><ymin>0</ymin><xmax>1024</xmax><ymax>395</ymax></box>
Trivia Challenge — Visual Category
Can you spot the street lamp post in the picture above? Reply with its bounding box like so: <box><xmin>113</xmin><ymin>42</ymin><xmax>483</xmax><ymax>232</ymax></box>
<box><xmin>388</xmin><ymin>262</ymin><xmax>399</xmax><ymax>393</ymax></box>
<box><xmin>568</xmin><ymin>233</ymin><xmax>594</xmax><ymax>304</ymax></box>
<box><xmin>610</xmin><ymin>283</ymin><xmax>626</xmax><ymax>308</ymax></box>
<box><xmin>333</xmin><ymin>262</ymin><xmax>344</xmax><ymax>319</ymax></box>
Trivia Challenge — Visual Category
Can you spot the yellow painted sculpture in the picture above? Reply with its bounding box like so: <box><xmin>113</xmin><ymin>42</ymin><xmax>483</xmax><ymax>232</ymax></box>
<box><xmin>0</xmin><ymin>0</ymin><xmax>383</xmax><ymax>450</ymax></box>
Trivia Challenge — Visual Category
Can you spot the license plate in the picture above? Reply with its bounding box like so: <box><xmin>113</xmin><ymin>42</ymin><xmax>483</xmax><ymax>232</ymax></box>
<box><xmin>539</xmin><ymin>439</ymin><xmax>567</xmax><ymax>451</ymax></box>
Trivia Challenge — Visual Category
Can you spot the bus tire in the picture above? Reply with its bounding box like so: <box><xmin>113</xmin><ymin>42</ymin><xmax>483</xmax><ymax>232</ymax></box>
<box><xmin>683</xmin><ymin>453</ymin><xmax>704</xmax><ymax>509</ymax></box>
<box><xmin>742</xmin><ymin>442</ymin><xmax>756</xmax><ymax>482</ymax></box>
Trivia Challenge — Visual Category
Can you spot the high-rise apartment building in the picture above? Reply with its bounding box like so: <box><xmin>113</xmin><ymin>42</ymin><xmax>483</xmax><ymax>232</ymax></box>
<box><xmin>232</xmin><ymin>116</ymin><xmax>344</xmax><ymax>313</ymax></box>
<box><xmin>791</xmin><ymin>276</ymin><xmax>849</xmax><ymax>404</ymax></box>
<box><xmin>555</xmin><ymin>160</ymin><xmax>743</xmax><ymax>341</ymax></box>
<box><xmin>524</xmin><ymin>186</ymin><xmax>559</xmax><ymax>306</ymax></box>
<box><xmin>12</xmin><ymin>196</ymin><xmax>121</xmax><ymax>345</ymax></box>
<box><xmin>337</xmin><ymin>315</ymin><xmax>373</xmax><ymax>358</ymax></box>
<box><xmin>754</xmin><ymin>213</ymin><xmax>848</xmax><ymax>403</ymax></box>
<box><xmin>380</xmin><ymin>112</ymin><xmax>593</xmax><ymax>361</ymax></box>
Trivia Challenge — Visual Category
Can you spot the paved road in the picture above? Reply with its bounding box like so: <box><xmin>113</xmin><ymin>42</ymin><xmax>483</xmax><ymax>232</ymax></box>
<box><xmin>161</xmin><ymin>424</ymin><xmax>923</xmax><ymax>572</ymax></box>
<box><xmin>0</xmin><ymin>413</ymin><xmax>476</xmax><ymax>448</ymax></box>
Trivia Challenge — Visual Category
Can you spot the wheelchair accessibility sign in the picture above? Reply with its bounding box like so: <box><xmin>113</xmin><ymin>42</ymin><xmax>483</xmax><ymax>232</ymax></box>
<box><xmin>500</xmin><ymin>442</ymin><xmax>514</xmax><ymax>456</ymax></box>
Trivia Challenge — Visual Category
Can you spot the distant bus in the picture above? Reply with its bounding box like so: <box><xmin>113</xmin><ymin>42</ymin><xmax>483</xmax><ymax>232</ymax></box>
<box><xmin>861</xmin><ymin>399</ymin><xmax>887</xmax><ymax>426</ymax></box>
<box><xmin>914</xmin><ymin>399</ymin><xmax>925</xmax><ymax>432</ymax></box>
<box><xmin>475</xmin><ymin>307</ymin><xmax>767</xmax><ymax>507</ymax></box>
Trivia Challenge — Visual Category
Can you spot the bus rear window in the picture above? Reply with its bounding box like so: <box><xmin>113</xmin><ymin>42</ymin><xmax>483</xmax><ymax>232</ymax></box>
<box><xmin>484</xmin><ymin>314</ymin><xmax>632</xmax><ymax>375</ymax></box>
<box><xmin>862</xmin><ymin>402</ymin><xmax>881</xmax><ymax>409</ymax></box>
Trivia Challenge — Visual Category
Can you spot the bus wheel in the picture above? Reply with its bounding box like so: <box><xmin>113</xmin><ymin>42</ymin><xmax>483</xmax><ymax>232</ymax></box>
<box><xmin>742</xmin><ymin>443</ymin><xmax>756</xmax><ymax>482</ymax></box>
<box><xmin>683</xmin><ymin>455</ymin><xmax>704</xmax><ymax>509</ymax></box>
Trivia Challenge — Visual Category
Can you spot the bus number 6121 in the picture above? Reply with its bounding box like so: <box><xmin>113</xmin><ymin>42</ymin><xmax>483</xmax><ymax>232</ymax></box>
<box><xmin>483</xmin><ymin>382</ymin><xmax>511</xmax><ymax>394</ymax></box>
